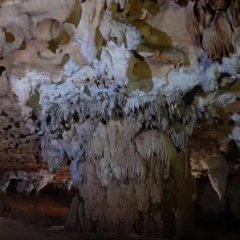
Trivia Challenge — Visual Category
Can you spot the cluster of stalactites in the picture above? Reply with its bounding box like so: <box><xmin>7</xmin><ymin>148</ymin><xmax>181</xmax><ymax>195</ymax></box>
<box><xmin>38</xmin><ymin>92</ymin><xmax>199</xmax><ymax>177</ymax></box>
<box><xmin>41</xmin><ymin>93</ymin><xmax>198</xmax><ymax>142</ymax></box>
<box><xmin>85</xmin><ymin>120</ymin><xmax>190</xmax><ymax>185</ymax></box>
<box><xmin>201</xmin><ymin>0</ymin><xmax>228</xmax><ymax>10</ymax></box>
<box><xmin>193</xmin><ymin>0</ymin><xmax>238</xmax><ymax>60</ymax></box>
<box><xmin>0</xmin><ymin>170</ymin><xmax>54</xmax><ymax>195</ymax></box>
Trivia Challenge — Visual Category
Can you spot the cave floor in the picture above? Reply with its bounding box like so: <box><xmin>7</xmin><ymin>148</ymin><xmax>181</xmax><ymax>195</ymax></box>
<box><xmin>1</xmin><ymin>217</ymin><xmax>240</xmax><ymax>240</ymax></box>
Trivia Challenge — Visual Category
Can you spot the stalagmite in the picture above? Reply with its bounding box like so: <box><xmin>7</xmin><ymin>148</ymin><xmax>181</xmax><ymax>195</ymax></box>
<box><xmin>205</xmin><ymin>156</ymin><xmax>228</xmax><ymax>200</ymax></box>
<box><xmin>67</xmin><ymin>124</ymin><xmax>195</xmax><ymax>239</ymax></box>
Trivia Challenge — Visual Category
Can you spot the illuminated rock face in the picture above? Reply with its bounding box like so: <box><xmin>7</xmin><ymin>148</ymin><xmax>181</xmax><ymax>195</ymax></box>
<box><xmin>1</xmin><ymin>0</ymin><xmax>240</xmax><ymax>238</ymax></box>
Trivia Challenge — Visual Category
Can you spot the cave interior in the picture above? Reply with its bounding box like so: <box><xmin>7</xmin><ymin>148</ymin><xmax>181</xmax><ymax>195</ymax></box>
<box><xmin>1</xmin><ymin>0</ymin><xmax>240</xmax><ymax>239</ymax></box>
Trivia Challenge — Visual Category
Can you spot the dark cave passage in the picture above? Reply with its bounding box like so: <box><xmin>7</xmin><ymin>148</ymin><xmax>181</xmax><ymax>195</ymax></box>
<box><xmin>0</xmin><ymin>186</ymin><xmax>77</xmax><ymax>229</ymax></box>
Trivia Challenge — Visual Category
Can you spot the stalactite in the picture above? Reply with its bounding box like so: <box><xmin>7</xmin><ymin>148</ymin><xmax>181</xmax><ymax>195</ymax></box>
<box><xmin>41</xmin><ymin>136</ymin><xmax>66</xmax><ymax>173</ymax></box>
<box><xmin>193</xmin><ymin>1</ymin><xmax>212</xmax><ymax>45</ymax></box>
<box><xmin>202</xmin><ymin>12</ymin><xmax>236</xmax><ymax>60</ymax></box>
<box><xmin>87</xmin><ymin>120</ymin><xmax>144</xmax><ymax>183</ymax></box>
<box><xmin>42</xmin><ymin>92</ymin><xmax>198</xmax><ymax>138</ymax></box>
<box><xmin>135</xmin><ymin>130</ymin><xmax>169</xmax><ymax>181</ymax></box>
<box><xmin>0</xmin><ymin>170</ymin><xmax>54</xmax><ymax>195</ymax></box>
<box><xmin>231</xmin><ymin>0</ymin><xmax>240</xmax><ymax>27</ymax></box>
<box><xmin>207</xmin><ymin>0</ymin><xmax>227</xmax><ymax>10</ymax></box>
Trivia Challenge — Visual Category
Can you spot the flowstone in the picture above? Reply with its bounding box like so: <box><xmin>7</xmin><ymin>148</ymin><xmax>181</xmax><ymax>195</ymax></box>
<box><xmin>65</xmin><ymin>122</ymin><xmax>195</xmax><ymax>239</ymax></box>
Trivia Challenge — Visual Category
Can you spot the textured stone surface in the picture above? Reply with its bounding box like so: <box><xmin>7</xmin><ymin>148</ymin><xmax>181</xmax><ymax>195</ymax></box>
<box><xmin>0</xmin><ymin>0</ymin><xmax>240</xmax><ymax>238</ymax></box>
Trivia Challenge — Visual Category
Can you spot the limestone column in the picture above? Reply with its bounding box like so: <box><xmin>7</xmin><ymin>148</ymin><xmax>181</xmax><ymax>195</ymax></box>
<box><xmin>65</xmin><ymin>122</ymin><xmax>195</xmax><ymax>239</ymax></box>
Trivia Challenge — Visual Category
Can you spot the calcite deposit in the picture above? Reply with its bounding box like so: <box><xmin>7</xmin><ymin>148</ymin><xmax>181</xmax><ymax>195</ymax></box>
<box><xmin>0</xmin><ymin>0</ymin><xmax>240</xmax><ymax>239</ymax></box>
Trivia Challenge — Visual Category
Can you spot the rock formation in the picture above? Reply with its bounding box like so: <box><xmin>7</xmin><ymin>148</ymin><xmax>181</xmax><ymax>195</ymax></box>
<box><xmin>0</xmin><ymin>0</ymin><xmax>240</xmax><ymax>239</ymax></box>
